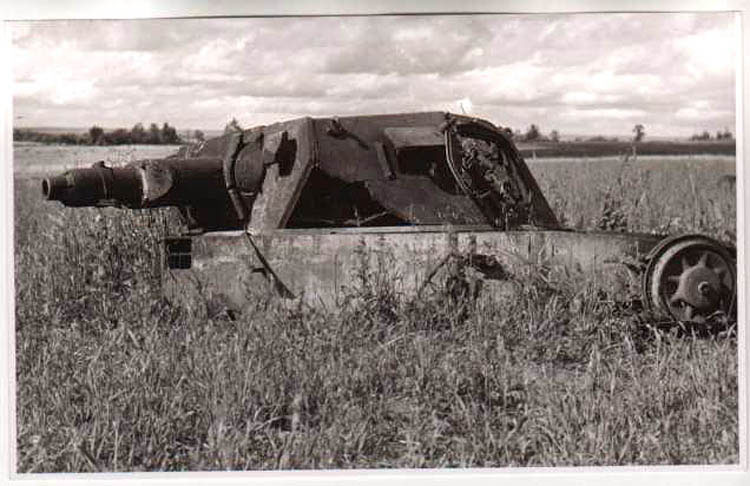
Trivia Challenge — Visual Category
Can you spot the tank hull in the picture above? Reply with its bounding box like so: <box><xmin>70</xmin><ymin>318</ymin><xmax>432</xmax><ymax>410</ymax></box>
<box><xmin>163</xmin><ymin>226</ymin><xmax>663</xmax><ymax>313</ymax></box>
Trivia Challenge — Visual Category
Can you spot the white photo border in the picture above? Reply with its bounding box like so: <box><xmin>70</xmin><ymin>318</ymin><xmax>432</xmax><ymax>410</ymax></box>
<box><xmin>1</xmin><ymin>1</ymin><xmax>747</xmax><ymax>485</ymax></box>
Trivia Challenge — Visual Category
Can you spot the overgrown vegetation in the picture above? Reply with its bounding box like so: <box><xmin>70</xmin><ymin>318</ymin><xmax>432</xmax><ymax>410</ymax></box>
<box><xmin>14</xmin><ymin>147</ymin><xmax>738</xmax><ymax>471</ymax></box>
<box><xmin>531</xmin><ymin>155</ymin><xmax>736</xmax><ymax>244</ymax></box>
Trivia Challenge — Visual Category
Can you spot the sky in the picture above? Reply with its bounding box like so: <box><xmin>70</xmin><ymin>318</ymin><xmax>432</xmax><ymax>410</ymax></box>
<box><xmin>10</xmin><ymin>12</ymin><xmax>738</xmax><ymax>138</ymax></box>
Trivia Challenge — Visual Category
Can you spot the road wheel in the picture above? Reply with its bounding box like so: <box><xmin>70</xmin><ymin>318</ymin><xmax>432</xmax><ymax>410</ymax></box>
<box><xmin>643</xmin><ymin>235</ymin><xmax>735</xmax><ymax>325</ymax></box>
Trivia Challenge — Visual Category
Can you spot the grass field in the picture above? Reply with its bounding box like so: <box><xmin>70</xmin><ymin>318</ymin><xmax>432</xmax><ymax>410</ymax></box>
<box><xmin>516</xmin><ymin>140</ymin><xmax>735</xmax><ymax>158</ymax></box>
<box><xmin>13</xmin><ymin>144</ymin><xmax>738</xmax><ymax>471</ymax></box>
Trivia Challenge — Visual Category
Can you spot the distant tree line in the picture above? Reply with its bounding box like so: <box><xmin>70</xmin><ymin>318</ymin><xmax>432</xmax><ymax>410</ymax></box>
<box><xmin>690</xmin><ymin>129</ymin><xmax>733</xmax><ymax>141</ymax></box>
<box><xmin>510</xmin><ymin>124</ymin><xmax>563</xmax><ymax>143</ymax></box>
<box><xmin>13</xmin><ymin>122</ymin><xmax>184</xmax><ymax>145</ymax></box>
<box><xmin>510</xmin><ymin>123</ymin><xmax>646</xmax><ymax>144</ymax></box>
<box><xmin>509</xmin><ymin>122</ymin><xmax>734</xmax><ymax>144</ymax></box>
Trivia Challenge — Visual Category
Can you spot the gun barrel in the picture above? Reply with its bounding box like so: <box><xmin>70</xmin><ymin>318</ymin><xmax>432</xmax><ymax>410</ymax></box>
<box><xmin>43</xmin><ymin>157</ymin><xmax>226</xmax><ymax>208</ymax></box>
<box><xmin>43</xmin><ymin>164</ymin><xmax>142</xmax><ymax>207</ymax></box>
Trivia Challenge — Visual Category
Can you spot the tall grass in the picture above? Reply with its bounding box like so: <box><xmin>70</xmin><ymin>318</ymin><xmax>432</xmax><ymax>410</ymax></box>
<box><xmin>530</xmin><ymin>155</ymin><xmax>736</xmax><ymax>243</ymax></box>
<box><xmin>13</xmin><ymin>149</ymin><xmax>738</xmax><ymax>471</ymax></box>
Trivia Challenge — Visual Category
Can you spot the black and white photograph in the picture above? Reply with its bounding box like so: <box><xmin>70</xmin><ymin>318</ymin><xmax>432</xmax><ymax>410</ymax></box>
<box><xmin>5</xmin><ymin>1</ymin><xmax>746</xmax><ymax>480</ymax></box>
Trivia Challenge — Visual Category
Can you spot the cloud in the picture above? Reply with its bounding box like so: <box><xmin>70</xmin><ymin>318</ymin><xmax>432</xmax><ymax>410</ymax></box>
<box><xmin>318</xmin><ymin>16</ymin><xmax>499</xmax><ymax>75</ymax></box>
<box><xmin>675</xmin><ymin>26</ymin><xmax>737</xmax><ymax>77</ymax></box>
<box><xmin>10</xmin><ymin>12</ymin><xmax>737</xmax><ymax>137</ymax></box>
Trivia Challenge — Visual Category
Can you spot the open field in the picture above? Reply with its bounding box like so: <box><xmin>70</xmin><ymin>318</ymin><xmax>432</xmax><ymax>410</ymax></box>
<box><xmin>516</xmin><ymin>140</ymin><xmax>735</xmax><ymax>158</ymax></box>
<box><xmin>13</xmin><ymin>143</ymin><xmax>179</xmax><ymax>178</ymax></box>
<box><xmin>530</xmin><ymin>155</ymin><xmax>736</xmax><ymax>240</ymax></box>
<box><xmin>13</xmin><ymin>144</ymin><xmax>738</xmax><ymax>471</ymax></box>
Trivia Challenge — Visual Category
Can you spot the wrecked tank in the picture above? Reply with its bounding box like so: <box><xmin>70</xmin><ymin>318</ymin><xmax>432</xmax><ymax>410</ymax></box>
<box><xmin>43</xmin><ymin>112</ymin><xmax>736</xmax><ymax>326</ymax></box>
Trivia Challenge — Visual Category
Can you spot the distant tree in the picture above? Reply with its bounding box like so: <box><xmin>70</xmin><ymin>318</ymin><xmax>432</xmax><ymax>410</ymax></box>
<box><xmin>549</xmin><ymin>129</ymin><xmax>560</xmax><ymax>143</ymax></box>
<box><xmin>224</xmin><ymin>117</ymin><xmax>243</xmax><ymax>134</ymax></box>
<box><xmin>716</xmin><ymin>128</ymin><xmax>733</xmax><ymax>141</ymax></box>
<box><xmin>105</xmin><ymin>128</ymin><xmax>133</xmax><ymax>145</ymax></box>
<box><xmin>131</xmin><ymin>123</ymin><xmax>146</xmax><ymax>144</ymax></box>
<box><xmin>147</xmin><ymin>123</ymin><xmax>162</xmax><ymax>144</ymax></box>
<box><xmin>523</xmin><ymin>124</ymin><xmax>541</xmax><ymax>142</ymax></box>
<box><xmin>161</xmin><ymin>122</ymin><xmax>181</xmax><ymax>144</ymax></box>
<box><xmin>194</xmin><ymin>129</ymin><xmax>205</xmax><ymax>142</ymax></box>
<box><xmin>632</xmin><ymin>124</ymin><xmax>645</xmax><ymax>142</ymax></box>
<box><xmin>89</xmin><ymin>125</ymin><xmax>104</xmax><ymax>145</ymax></box>
<box><xmin>690</xmin><ymin>131</ymin><xmax>712</xmax><ymax>141</ymax></box>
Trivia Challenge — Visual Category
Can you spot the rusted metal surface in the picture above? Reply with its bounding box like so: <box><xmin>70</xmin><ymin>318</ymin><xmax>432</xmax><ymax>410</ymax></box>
<box><xmin>250</xmin><ymin>118</ymin><xmax>316</xmax><ymax>230</ymax></box>
<box><xmin>43</xmin><ymin>111</ymin><xmax>736</xmax><ymax>324</ymax></box>
<box><xmin>642</xmin><ymin>234</ymin><xmax>736</xmax><ymax>324</ymax></box>
<box><xmin>44</xmin><ymin>112</ymin><xmax>554</xmax><ymax>231</ymax></box>
<box><xmin>163</xmin><ymin>226</ymin><xmax>663</xmax><ymax>311</ymax></box>
<box><xmin>44</xmin><ymin>157</ymin><xmax>227</xmax><ymax>208</ymax></box>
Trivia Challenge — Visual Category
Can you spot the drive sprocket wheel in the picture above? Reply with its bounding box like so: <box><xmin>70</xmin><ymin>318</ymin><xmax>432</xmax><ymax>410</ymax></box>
<box><xmin>643</xmin><ymin>235</ymin><xmax>735</xmax><ymax>325</ymax></box>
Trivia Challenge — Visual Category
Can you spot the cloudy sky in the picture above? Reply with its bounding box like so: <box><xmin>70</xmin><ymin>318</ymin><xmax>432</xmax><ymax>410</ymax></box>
<box><xmin>10</xmin><ymin>12</ymin><xmax>738</xmax><ymax>138</ymax></box>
